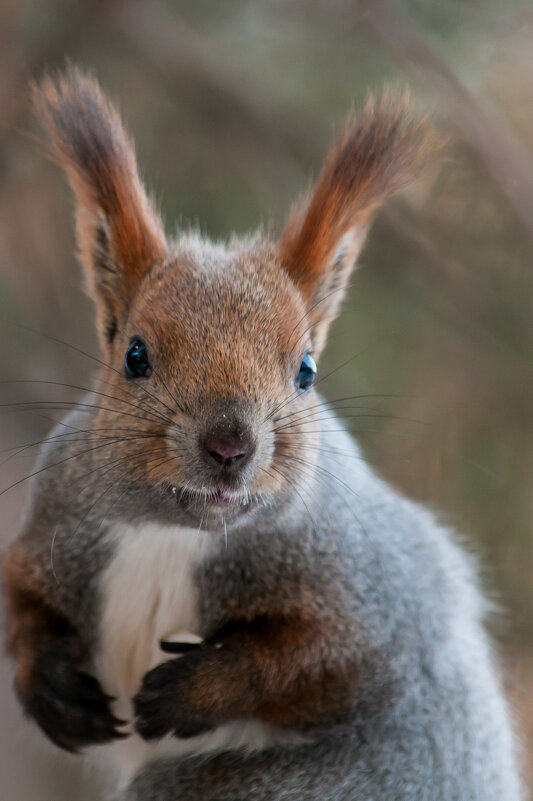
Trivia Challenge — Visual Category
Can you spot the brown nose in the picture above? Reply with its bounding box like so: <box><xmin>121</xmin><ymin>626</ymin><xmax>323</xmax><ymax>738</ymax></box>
<box><xmin>203</xmin><ymin>436</ymin><xmax>251</xmax><ymax>471</ymax></box>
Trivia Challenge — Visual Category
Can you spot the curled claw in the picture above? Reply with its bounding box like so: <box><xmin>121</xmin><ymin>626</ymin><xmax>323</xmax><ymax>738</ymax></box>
<box><xmin>133</xmin><ymin>654</ymin><xmax>215</xmax><ymax>742</ymax></box>
<box><xmin>23</xmin><ymin>644</ymin><xmax>131</xmax><ymax>752</ymax></box>
<box><xmin>110</xmin><ymin>727</ymin><xmax>130</xmax><ymax>740</ymax></box>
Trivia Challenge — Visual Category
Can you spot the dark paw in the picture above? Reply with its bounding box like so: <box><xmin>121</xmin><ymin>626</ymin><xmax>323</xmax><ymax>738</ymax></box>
<box><xmin>133</xmin><ymin>657</ymin><xmax>213</xmax><ymax>741</ymax></box>
<box><xmin>21</xmin><ymin>643</ymin><xmax>128</xmax><ymax>753</ymax></box>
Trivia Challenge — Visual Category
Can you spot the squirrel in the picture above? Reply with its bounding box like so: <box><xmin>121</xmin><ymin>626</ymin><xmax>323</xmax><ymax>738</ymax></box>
<box><xmin>1</xmin><ymin>67</ymin><xmax>523</xmax><ymax>801</ymax></box>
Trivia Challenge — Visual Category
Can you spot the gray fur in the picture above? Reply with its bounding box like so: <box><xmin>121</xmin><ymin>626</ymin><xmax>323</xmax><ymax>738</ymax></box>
<box><xmin>16</xmin><ymin>409</ymin><xmax>523</xmax><ymax>800</ymax></box>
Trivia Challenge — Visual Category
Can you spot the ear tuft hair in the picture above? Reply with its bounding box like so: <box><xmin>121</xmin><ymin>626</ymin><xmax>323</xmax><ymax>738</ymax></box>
<box><xmin>33</xmin><ymin>67</ymin><xmax>167</xmax><ymax>345</ymax></box>
<box><xmin>279</xmin><ymin>91</ymin><xmax>431</xmax><ymax>297</ymax></box>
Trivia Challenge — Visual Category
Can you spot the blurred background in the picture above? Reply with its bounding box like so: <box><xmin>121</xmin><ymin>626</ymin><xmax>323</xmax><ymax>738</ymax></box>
<box><xmin>0</xmin><ymin>0</ymin><xmax>532</xmax><ymax>798</ymax></box>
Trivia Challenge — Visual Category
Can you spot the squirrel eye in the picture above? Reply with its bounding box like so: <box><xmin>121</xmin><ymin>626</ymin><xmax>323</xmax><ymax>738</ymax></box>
<box><xmin>125</xmin><ymin>339</ymin><xmax>151</xmax><ymax>378</ymax></box>
<box><xmin>296</xmin><ymin>353</ymin><xmax>317</xmax><ymax>391</ymax></box>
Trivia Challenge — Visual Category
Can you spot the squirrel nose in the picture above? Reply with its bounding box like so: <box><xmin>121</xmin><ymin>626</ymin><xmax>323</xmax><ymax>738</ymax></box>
<box><xmin>203</xmin><ymin>436</ymin><xmax>251</xmax><ymax>471</ymax></box>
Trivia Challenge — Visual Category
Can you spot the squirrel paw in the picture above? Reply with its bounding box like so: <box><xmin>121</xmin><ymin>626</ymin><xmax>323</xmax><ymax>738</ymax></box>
<box><xmin>22</xmin><ymin>643</ymin><xmax>128</xmax><ymax>753</ymax></box>
<box><xmin>133</xmin><ymin>655</ymin><xmax>214</xmax><ymax>740</ymax></box>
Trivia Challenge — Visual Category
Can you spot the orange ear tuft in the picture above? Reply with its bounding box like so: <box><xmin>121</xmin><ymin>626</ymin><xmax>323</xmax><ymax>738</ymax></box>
<box><xmin>33</xmin><ymin>67</ymin><xmax>167</xmax><ymax>345</ymax></box>
<box><xmin>278</xmin><ymin>90</ymin><xmax>431</xmax><ymax>353</ymax></box>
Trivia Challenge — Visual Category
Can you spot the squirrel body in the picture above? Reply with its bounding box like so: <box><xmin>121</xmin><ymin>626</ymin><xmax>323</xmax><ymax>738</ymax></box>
<box><xmin>2</xmin><ymin>69</ymin><xmax>523</xmax><ymax>800</ymax></box>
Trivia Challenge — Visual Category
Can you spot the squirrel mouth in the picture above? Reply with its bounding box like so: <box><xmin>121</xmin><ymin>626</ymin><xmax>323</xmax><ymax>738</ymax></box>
<box><xmin>208</xmin><ymin>489</ymin><xmax>239</xmax><ymax>507</ymax></box>
<box><xmin>169</xmin><ymin>485</ymin><xmax>252</xmax><ymax>509</ymax></box>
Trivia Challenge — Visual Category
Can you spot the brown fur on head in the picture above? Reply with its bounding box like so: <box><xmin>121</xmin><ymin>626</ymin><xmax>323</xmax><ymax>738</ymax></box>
<box><xmin>34</xmin><ymin>68</ymin><xmax>428</xmax><ymax>528</ymax></box>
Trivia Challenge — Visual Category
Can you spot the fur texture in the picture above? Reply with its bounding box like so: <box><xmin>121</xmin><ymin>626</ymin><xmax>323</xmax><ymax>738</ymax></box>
<box><xmin>2</xmin><ymin>68</ymin><xmax>523</xmax><ymax>800</ymax></box>
<box><xmin>94</xmin><ymin>522</ymin><xmax>303</xmax><ymax>791</ymax></box>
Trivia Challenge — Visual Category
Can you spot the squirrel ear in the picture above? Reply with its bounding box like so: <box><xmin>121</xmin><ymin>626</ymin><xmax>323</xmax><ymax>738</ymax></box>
<box><xmin>33</xmin><ymin>67</ymin><xmax>167</xmax><ymax>347</ymax></box>
<box><xmin>279</xmin><ymin>92</ymin><xmax>429</xmax><ymax>355</ymax></box>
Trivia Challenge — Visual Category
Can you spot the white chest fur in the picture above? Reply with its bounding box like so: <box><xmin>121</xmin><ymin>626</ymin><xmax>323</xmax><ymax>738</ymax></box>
<box><xmin>92</xmin><ymin>521</ymin><xmax>295</xmax><ymax>791</ymax></box>
<box><xmin>96</xmin><ymin>522</ymin><xmax>209</xmax><ymax>704</ymax></box>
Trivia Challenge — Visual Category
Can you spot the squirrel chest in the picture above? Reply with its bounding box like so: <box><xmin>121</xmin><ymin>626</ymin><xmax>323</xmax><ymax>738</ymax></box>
<box><xmin>96</xmin><ymin>522</ymin><xmax>209</xmax><ymax>705</ymax></box>
<box><xmin>93</xmin><ymin>522</ymin><xmax>284</xmax><ymax>786</ymax></box>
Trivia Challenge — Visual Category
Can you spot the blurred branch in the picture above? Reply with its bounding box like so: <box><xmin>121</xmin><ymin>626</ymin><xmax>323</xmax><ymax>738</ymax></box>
<box><xmin>111</xmin><ymin>0</ymin><xmax>326</xmax><ymax>169</ymax></box>
<box><xmin>358</xmin><ymin>0</ymin><xmax>533</xmax><ymax>243</ymax></box>
<box><xmin>383</xmin><ymin>205</ymin><xmax>533</xmax><ymax>375</ymax></box>
<box><xmin>0</xmin><ymin>0</ymin><xmax>117</xmax><ymax>169</ymax></box>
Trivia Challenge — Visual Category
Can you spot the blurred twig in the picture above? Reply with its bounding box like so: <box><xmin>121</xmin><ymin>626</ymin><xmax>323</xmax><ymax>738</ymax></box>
<box><xmin>358</xmin><ymin>0</ymin><xmax>533</xmax><ymax>243</ymax></box>
<box><xmin>0</xmin><ymin>0</ymin><xmax>117</xmax><ymax>170</ymax></box>
<box><xmin>110</xmin><ymin>0</ymin><xmax>326</xmax><ymax>169</ymax></box>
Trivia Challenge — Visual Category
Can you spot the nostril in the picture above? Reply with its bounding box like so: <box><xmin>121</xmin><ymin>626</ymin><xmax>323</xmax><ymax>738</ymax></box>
<box><xmin>206</xmin><ymin>448</ymin><xmax>227</xmax><ymax>466</ymax></box>
<box><xmin>207</xmin><ymin>449</ymin><xmax>246</xmax><ymax>467</ymax></box>
<box><xmin>204</xmin><ymin>438</ymin><xmax>250</xmax><ymax>470</ymax></box>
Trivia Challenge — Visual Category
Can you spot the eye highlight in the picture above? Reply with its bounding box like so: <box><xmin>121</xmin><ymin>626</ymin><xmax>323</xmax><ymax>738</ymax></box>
<box><xmin>125</xmin><ymin>339</ymin><xmax>152</xmax><ymax>378</ymax></box>
<box><xmin>296</xmin><ymin>353</ymin><xmax>317</xmax><ymax>391</ymax></box>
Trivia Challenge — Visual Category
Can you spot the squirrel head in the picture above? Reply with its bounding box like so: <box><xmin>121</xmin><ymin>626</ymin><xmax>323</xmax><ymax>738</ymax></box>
<box><xmin>34</xmin><ymin>67</ymin><xmax>428</xmax><ymax>528</ymax></box>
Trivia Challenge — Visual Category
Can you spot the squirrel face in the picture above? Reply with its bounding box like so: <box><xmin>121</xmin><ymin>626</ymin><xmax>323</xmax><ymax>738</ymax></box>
<box><xmin>92</xmin><ymin>240</ymin><xmax>319</xmax><ymax>524</ymax></box>
<box><xmin>34</xmin><ymin>68</ymin><xmax>428</xmax><ymax>528</ymax></box>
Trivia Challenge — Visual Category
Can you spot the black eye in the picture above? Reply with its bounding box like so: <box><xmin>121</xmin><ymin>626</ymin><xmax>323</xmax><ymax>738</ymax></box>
<box><xmin>296</xmin><ymin>353</ymin><xmax>317</xmax><ymax>391</ymax></box>
<box><xmin>125</xmin><ymin>339</ymin><xmax>151</xmax><ymax>378</ymax></box>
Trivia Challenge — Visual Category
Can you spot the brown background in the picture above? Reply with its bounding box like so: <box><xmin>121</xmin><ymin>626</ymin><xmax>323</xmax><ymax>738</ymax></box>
<box><xmin>0</xmin><ymin>1</ymin><xmax>532</xmax><ymax>798</ymax></box>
